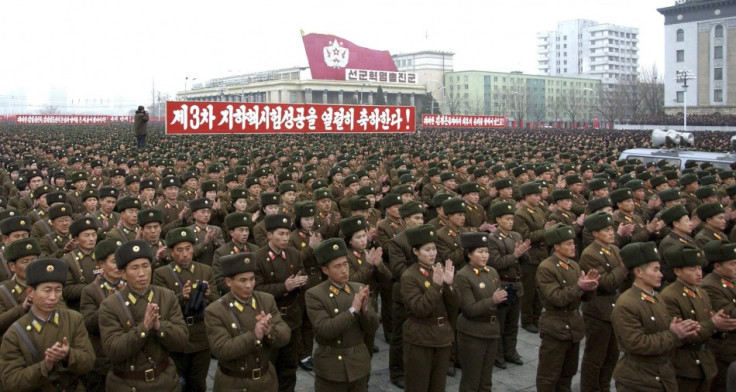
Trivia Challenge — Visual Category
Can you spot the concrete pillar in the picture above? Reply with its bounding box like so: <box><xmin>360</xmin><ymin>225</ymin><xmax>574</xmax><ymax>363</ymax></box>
<box><xmin>338</xmin><ymin>90</ymin><xmax>344</xmax><ymax>105</ymax></box>
<box><xmin>305</xmin><ymin>89</ymin><xmax>313</xmax><ymax>104</ymax></box>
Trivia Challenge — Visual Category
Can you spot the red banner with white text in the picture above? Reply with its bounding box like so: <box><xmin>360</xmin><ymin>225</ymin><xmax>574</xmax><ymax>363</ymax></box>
<box><xmin>166</xmin><ymin>101</ymin><xmax>415</xmax><ymax>134</ymax></box>
<box><xmin>422</xmin><ymin>114</ymin><xmax>507</xmax><ymax>128</ymax></box>
<box><xmin>14</xmin><ymin>115</ymin><xmax>134</xmax><ymax>124</ymax></box>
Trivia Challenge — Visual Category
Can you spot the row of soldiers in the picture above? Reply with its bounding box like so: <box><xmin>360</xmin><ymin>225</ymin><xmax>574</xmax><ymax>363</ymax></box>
<box><xmin>2</xmin><ymin>133</ymin><xmax>736</xmax><ymax>391</ymax></box>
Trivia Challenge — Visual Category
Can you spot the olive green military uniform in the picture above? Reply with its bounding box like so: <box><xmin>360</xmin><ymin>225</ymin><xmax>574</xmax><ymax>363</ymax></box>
<box><xmin>578</xmin><ymin>241</ymin><xmax>628</xmax><ymax>392</ymax></box>
<box><xmin>213</xmin><ymin>241</ymin><xmax>258</xmax><ymax>294</ymax></box>
<box><xmin>386</xmin><ymin>230</ymin><xmax>412</xmax><ymax>385</ymax></box>
<box><xmin>0</xmin><ymin>309</ymin><xmax>95</xmax><ymax>392</ymax></box>
<box><xmin>154</xmin><ymin>200</ymin><xmax>187</xmax><ymax>236</ymax></box>
<box><xmin>455</xmin><ymin>263</ymin><xmax>501</xmax><ymax>392</ymax></box>
<box><xmin>613</xmin><ymin>210</ymin><xmax>651</xmax><ymax>247</ymax></box>
<box><xmin>514</xmin><ymin>202</ymin><xmax>548</xmax><ymax>328</ymax></box>
<box><xmin>436</xmin><ymin>226</ymin><xmax>469</xmax><ymax>269</ymax></box>
<box><xmin>694</xmin><ymin>225</ymin><xmax>729</xmax><ymax>249</ymax></box>
<box><xmin>152</xmin><ymin>261</ymin><xmax>219</xmax><ymax>392</ymax></box>
<box><xmin>487</xmin><ymin>227</ymin><xmax>525</xmax><ymax>365</ymax></box>
<box><xmin>0</xmin><ymin>277</ymin><xmax>28</xmax><ymax>335</ymax></box>
<box><xmin>105</xmin><ymin>225</ymin><xmax>139</xmax><ymax>243</ymax></box>
<box><xmin>205</xmin><ymin>291</ymin><xmax>291</xmax><ymax>392</ymax></box>
<box><xmin>38</xmin><ymin>231</ymin><xmax>73</xmax><ymax>259</ymax></box>
<box><xmin>659</xmin><ymin>279</ymin><xmax>717</xmax><ymax>391</ymax></box>
<box><xmin>91</xmin><ymin>210</ymin><xmax>120</xmax><ymax>237</ymax></box>
<box><xmin>61</xmin><ymin>250</ymin><xmax>98</xmax><ymax>311</ymax></box>
<box><xmin>375</xmin><ymin>216</ymin><xmax>405</xmax><ymax>340</ymax></box>
<box><xmin>401</xmin><ymin>262</ymin><xmax>460</xmax><ymax>392</ymax></box>
<box><xmin>536</xmin><ymin>253</ymin><xmax>592</xmax><ymax>392</ymax></box>
<box><xmin>80</xmin><ymin>276</ymin><xmax>123</xmax><ymax>391</ymax></box>
<box><xmin>702</xmin><ymin>271</ymin><xmax>736</xmax><ymax>392</ymax></box>
<box><xmin>306</xmin><ymin>280</ymin><xmax>379</xmax><ymax>392</ymax></box>
<box><xmin>288</xmin><ymin>228</ymin><xmax>323</xmax><ymax>363</ymax></box>
<box><xmin>658</xmin><ymin>232</ymin><xmax>697</xmax><ymax>284</ymax></box>
<box><xmin>188</xmin><ymin>224</ymin><xmax>224</xmax><ymax>267</ymax></box>
<box><xmin>98</xmin><ymin>284</ymin><xmax>189</xmax><ymax>392</ymax></box>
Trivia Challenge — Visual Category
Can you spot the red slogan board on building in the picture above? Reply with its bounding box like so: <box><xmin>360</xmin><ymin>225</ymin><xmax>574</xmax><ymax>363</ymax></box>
<box><xmin>422</xmin><ymin>114</ymin><xmax>507</xmax><ymax>128</ymax></box>
<box><xmin>14</xmin><ymin>115</ymin><xmax>133</xmax><ymax>124</ymax></box>
<box><xmin>166</xmin><ymin>101</ymin><xmax>415</xmax><ymax>134</ymax></box>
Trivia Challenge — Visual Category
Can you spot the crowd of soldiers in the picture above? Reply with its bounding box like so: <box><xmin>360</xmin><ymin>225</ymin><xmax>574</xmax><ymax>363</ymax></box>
<box><xmin>1</xmin><ymin>122</ymin><xmax>736</xmax><ymax>391</ymax></box>
<box><xmin>633</xmin><ymin>113</ymin><xmax>736</xmax><ymax>127</ymax></box>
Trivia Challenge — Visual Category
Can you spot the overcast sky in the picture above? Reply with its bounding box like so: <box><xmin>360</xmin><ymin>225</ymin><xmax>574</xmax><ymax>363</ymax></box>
<box><xmin>1</xmin><ymin>0</ymin><xmax>674</xmax><ymax>110</ymax></box>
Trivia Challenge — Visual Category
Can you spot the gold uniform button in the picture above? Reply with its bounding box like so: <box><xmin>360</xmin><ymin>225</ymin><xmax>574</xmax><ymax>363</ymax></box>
<box><xmin>696</xmin><ymin>359</ymin><xmax>701</xmax><ymax>365</ymax></box>
<box><xmin>140</xmin><ymin>332</ymin><xmax>146</xmax><ymax>338</ymax></box>
<box><xmin>690</xmin><ymin>310</ymin><xmax>695</xmax><ymax>314</ymax></box>
<box><xmin>655</xmin><ymin>376</ymin><xmax>660</xmax><ymax>381</ymax></box>
<box><xmin>334</xmin><ymin>308</ymin><xmax>339</xmax><ymax>314</ymax></box>
<box><xmin>565</xmin><ymin>325</ymin><xmax>570</xmax><ymax>330</ymax></box>
<box><xmin>337</xmin><ymin>355</ymin><xmax>343</xmax><ymax>360</ymax></box>
<box><xmin>160</xmin><ymin>332</ymin><xmax>165</xmax><ymax>337</ymax></box>
<box><xmin>337</xmin><ymin>340</ymin><xmax>341</xmax><ymax>345</ymax></box>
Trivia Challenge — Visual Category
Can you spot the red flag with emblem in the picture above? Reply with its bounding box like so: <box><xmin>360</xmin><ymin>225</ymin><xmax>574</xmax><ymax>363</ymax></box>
<box><xmin>302</xmin><ymin>32</ymin><xmax>398</xmax><ymax>81</ymax></box>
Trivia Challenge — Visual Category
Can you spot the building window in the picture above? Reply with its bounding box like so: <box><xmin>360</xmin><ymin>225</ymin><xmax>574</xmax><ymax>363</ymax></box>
<box><xmin>676</xmin><ymin>91</ymin><xmax>684</xmax><ymax>103</ymax></box>
<box><xmin>676</xmin><ymin>29</ymin><xmax>684</xmax><ymax>42</ymax></box>
<box><xmin>676</xmin><ymin>50</ymin><xmax>684</xmax><ymax>62</ymax></box>
<box><xmin>714</xmin><ymin>89</ymin><xmax>723</xmax><ymax>102</ymax></box>
<box><xmin>714</xmin><ymin>46</ymin><xmax>723</xmax><ymax>60</ymax></box>
<box><xmin>715</xmin><ymin>68</ymin><xmax>723</xmax><ymax>80</ymax></box>
<box><xmin>715</xmin><ymin>25</ymin><xmax>723</xmax><ymax>38</ymax></box>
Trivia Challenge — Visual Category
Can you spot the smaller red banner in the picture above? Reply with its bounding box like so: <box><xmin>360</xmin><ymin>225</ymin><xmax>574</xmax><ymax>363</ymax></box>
<box><xmin>166</xmin><ymin>101</ymin><xmax>415</xmax><ymax>134</ymax></box>
<box><xmin>14</xmin><ymin>115</ymin><xmax>133</xmax><ymax>124</ymax></box>
<box><xmin>422</xmin><ymin>114</ymin><xmax>507</xmax><ymax>128</ymax></box>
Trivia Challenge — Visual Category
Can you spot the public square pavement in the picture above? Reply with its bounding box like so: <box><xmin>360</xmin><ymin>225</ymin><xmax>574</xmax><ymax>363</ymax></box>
<box><xmin>206</xmin><ymin>325</ymin><xmax>593</xmax><ymax>391</ymax></box>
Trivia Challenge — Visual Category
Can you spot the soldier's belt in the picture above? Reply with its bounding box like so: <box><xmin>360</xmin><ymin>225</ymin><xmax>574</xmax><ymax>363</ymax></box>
<box><xmin>500</xmin><ymin>276</ymin><xmax>521</xmax><ymax>283</ymax></box>
<box><xmin>408</xmin><ymin>315</ymin><xmax>447</xmax><ymax>327</ymax></box>
<box><xmin>278</xmin><ymin>303</ymin><xmax>297</xmax><ymax>316</ymax></box>
<box><xmin>219</xmin><ymin>363</ymin><xmax>269</xmax><ymax>380</ymax></box>
<box><xmin>542</xmin><ymin>309</ymin><xmax>579</xmax><ymax>317</ymax></box>
<box><xmin>113</xmin><ymin>361</ymin><xmax>168</xmax><ymax>382</ymax></box>
<box><xmin>185</xmin><ymin>315</ymin><xmax>205</xmax><ymax>326</ymax></box>
<box><xmin>319</xmin><ymin>345</ymin><xmax>357</xmax><ymax>355</ymax></box>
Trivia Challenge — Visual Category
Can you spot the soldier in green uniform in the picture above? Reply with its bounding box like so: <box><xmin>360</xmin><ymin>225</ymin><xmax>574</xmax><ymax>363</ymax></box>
<box><xmin>98</xmin><ymin>240</ymin><xmax>189</xmax><ymax>392</ymax></box>
<box><xmin>305</xmin><ymin>238</ymin><xmax>379</xmax><ymax>392</ymax></box>
<box><xmin>106</xmin><ymin>196</ymin><xmax>141</xmax><ymax>243</ymax></box>
<box><xmin>487</xmin><ymin>201</ymin><xmax>529</xmax><ymax>369</ymax></box>
<box><xmin>514</xmin><ymin>182</ymin><xmax>553</xmax><ymax>333</ymax></box>
<box><xmin>0</xmin><ymin>215</ymin><xmax>33</xmax><ymax>283</ymax></box>
<box><xmin>92</xmin><ymin>187</ymin><xmax>120</xmax><ymax>236</ymax></box>
<box><xmin>458</xmin><ymin>182</ymin><xmax>489</xmax><ymax>231</ymax></box>
<box><xmin>254</xmin><ymin>214</ymin><xmax>307</xmax><ymax>392</ymax></box>
<box><xmin>0</xmin><ymin>257</ymin><xmax>95</xmax><ymax>391</ymax></box>
<box><xmin>401</xmin><ymin>224</ymin><xmax>459</xmax><ymax>392</ymax></box>
<box><xmin>61</xmin><ymin>217</ymin><xmax>99</xmax><ymax>311</ymax></box>
<box><xmin>436</xmin><ymin>198</ymin><xmax>470</xmax><ymax>271</ymax></box>
<box><xmin>578</xmin><ymin>212</ymin><xmax>628</xmax><ymax>392</ymax></box>
<box><xmin>204</xmin><ymin>252</ymin><xmax>291</xmax><ymax>392</ymax></box>
<box><xmin>0</xmin><ymin>238</ymin><xmax>40</xmax><ymax>335</ymax></box>
<box><xmin>660</xmin><ymin>245</ymin><xmax>736</xmax><ymax>391</ymax></box>
<box><xmin>213</xmin><ymin>212</ymin><xmax>257</xmax><ymax>294</ymax></box>
<box><xmin>252</xmin><ymin>192</ymin><xmax>280</xmax><ymax>248</ymax></box>
<box><xmin>455</xmin><ymin>232</ymin><xmax>507</xmax><ymax>392</ymax></box>
<box><xmin>536</xmin><ymin>224</ymin><xmax>600</xmax><ymax>392</ymax></box>
<box><xmin>313</xmin><ymin>188</ymin><xmax>341</xmax><ymax>239</ymax></box>
<box><xmin>701</xmin><ymin>241</ymin><xmax>736</xmax><ymax>391</ymax></box>
<box><xmin>80</xmin><ymin>238</ymin><xmax>124</xmax><ymax>392</ymax></box>
<box><xmin>694</xmin><ymin>202</ymin><xmax>729</xmax><ymax>248</ymax></box>
<box><xmin>154</xmin><ymin>177</ymin><xmax>190</xmax><ymax>236</ymax></box>
<box><xmin>680</xmin><ymin>173</ymin><xmax>701</xmax><ymax>214</ymax></box>
<box><xmin>659</xmin><ymin>205</ymin><xmax>697</xmax><ymax>284</ymax></box>
<box><xmin>153</xmin><ymin>228</ymin><xmax>219</xmax><ymax>392</ymax></box>
<box><xmin>137</xmin><ymin>208</ymin><xmax>168</xmax><ymax>270</ymax></box>
<box><xmin>38</xmin><ymin>204</ymin><xmax>75</xmax><ymax>259</ymax></box>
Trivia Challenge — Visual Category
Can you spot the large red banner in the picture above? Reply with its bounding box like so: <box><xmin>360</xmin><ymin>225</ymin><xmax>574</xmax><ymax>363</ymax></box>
<box><xmin>14</xmin><ymin>115</ymin><xmax>133</xmax><ymax>124</ymax></box>
<box><xmin>166</xmin><ymin>101</ymin><xmax>415</xmax><ymax>134</ymax></box>
<box><xmin>422</xmin><ymin>114</ymin><xmax>507</xmax><ymax>128</ymax></box>
<box><xmin>302</xmin><ymin>33</ymin><xmax>398</xmax><ymax>81</ymax></box>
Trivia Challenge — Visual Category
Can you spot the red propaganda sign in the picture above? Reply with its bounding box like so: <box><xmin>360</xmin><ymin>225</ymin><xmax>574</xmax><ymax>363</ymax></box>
<box><xmin>166</xmin><ymin>101</ymin><xmax>415</xmax><ymax>134</ymax></box>
<box><xmin>422</xmin><ymin>114</ymin><xmax>507</xmax><ymax>128</ymax></box>
<box><xmin>14</xmin><ymin>115</ymin><xmax>133</xmax><ymax>124</ymax></box>
<box><xmin>302</xmin><ymin>32</ymin><xmax>398</xmax><ymax>81</ymax></box>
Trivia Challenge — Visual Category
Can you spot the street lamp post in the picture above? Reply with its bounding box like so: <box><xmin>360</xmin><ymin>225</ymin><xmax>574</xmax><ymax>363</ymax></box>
<box><xmin>184</xmin><ymin>77</ymin><xmax>197</xmax><ymax>95</ymax></box>
<box><xmin>676</xmin><ymin>69</ymin><xmax>695</xmax><ymax>133</ymax></box>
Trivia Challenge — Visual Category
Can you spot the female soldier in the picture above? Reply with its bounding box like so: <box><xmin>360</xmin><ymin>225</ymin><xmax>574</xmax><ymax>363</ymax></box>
<box><xmin>401</xmin><ymin>224</ymin><xmax>459</xmax><ymax>392</ymax></box>
<box><xmin>455</xmin><ymin>232</ymin><xmax>507</xmax><ymax>392</ymax></box>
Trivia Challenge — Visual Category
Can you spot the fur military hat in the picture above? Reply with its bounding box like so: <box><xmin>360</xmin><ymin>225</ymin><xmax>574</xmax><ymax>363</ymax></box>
<box><xmin>94</xmin><ymin>238</ymin><xmax>123</xmax><ymax>262</ymax></box>
<box><xmin>440</xmin><ymin>172</ymin><xmax>456</xmax><ymax>182</ymax></box>
<box><xmin>245</xmin><ymin>177</ymin><xmax>259</xmax><ymax>188</ymax></box>
<box><xmin>610</xmin><ymin>188</ymin><xmax>633</xmax><ymax>205</ymax></box>
<box><xmin>224</xmin><ymin>173</ymin><xmax>238</xmax><ymax>184</ymax></box>
<box><xmin>200</xmin><ymin>181</ymin><xmax>218</xmax><ymax>193</ymax></box>
<box><xmin>278</xmin><ymin>182</ymin><xmax>297</xmax><ymax>195</ymax></box>
<box><xmin>442</xmin><ymin>198</ymin><xmax>467</xmax><ymax>215</ymax></box>
<box><xmin>511</xmin><ymin>166</ymin><xmax>525</xmax><ymax>177</ymax></box>
<box><xmin>161</xmin><ymin>177</ymin><xmax>181</xmax><ymax>189</ymax></box>
<box><xmin>70</xmin><ymin>217</ymin><xmax>98</xmax><ymax>237</ymax></box>
<box><xmin>663</xmin><ymin>245</ymin><xmax>704</xmax><ymax>268</ymax></box>
<box><xmin>460</xmin><ymin>232</ymin><xmax>489</xmax><ymax>250</ymax></box>
<box><xmin>565</xmin><ymin>175</ymin><xmax>582</xmax><ymax>185</ymax></box>
<box><xmin>189</xmin><ymin>197</ymin><xmax>212</xmax><ymax>213</ymax></box>
<box><xmin>348</xmin><ymin>196</ymin><xmax>371</xmax><ymax>211</ymax></box>
<box><xmin>405</xmin><ymin>224</ymin><xmax>437</xmax><ymax>247</ymax></box>
<box><xmin>696</xmin><ymin>202</ymin><xmax>725</xmax><ymax>221</ymax></box>
<box><xmin>587</xmin><ymin>197</ymin><xmax>612</xmax><ymax>213</ymax></box>
<box><xmin>314</xmin><ymin>238</ymin><xmax>348</xmax><ymax>266</ymax></box>
<box><xmin>70</xmin><ymin>171</ymin><xmax>87</xmax><ymax>183</ymax></box>
<box><xmin>265</xmin><ymin>214</ymin><xmax>292</xmax><ymax>232</ymax></box>
<box><xmin>165</xmin><ymin>227</ymin><xmax>196</xmax><ymax>248</ymax></box>
<box><xmin>140</xmin><ymin>179</ymin><xmax>156</xmax><ymax>191</ymax></box>
<box><xmin>620</xmin><ymin>242</ymin><xmax>660</xmax><ymax>269</ymax></box>
<box><xmin>80</xmin><ymin>189</ymin><xmax>97</xmax><ymax>202</ymax></box>
<box><xmin>493</xmin><ymin>178</ymin><xmax>513</xmax><ymax>190</ymax></box>
<box><xmin>679</xmin><ymin>173</ymin><xmax>699</xmax><ymax>186</ymax></box>
<box><xmin>98</xmin><ymin>186</ymin><xmax>119</xmax><ymax>200</ymax></box>
<box><xmin>696</xmin><ymin>186</ymin><xmax>717</xmax><ymax>200</ymax></box>
<box><xmin>552</xmin><ymin>189</ymin><xmax>573</xmax><ymax>201</ymax></box>
<box><xmin>125</xmin><ymin>174</ymin><xmax>141</xmax><ymax>185</ymax></box>
<box><xmin>313</xmin><ymin>188</ymin><xmax>332</xmax><ymax>201</ymax></box>
<box><xmin>45</xmin><ymin>191</ymin><xmax>67</xmax><ymax>205</ymax></box>
<box><xmin>221</xmin><ymin>252</ymin><xmax>257</xmax><ymax>277</ymax></box>
<box><xmin>339</xmin><ymin>216</ymin><xmax>367</xmax><ymax>238</ymax></box>
<box><xmin>491</xmin><ymin>165</ymin><xmax>506</xmax><ymax>175</ymax></box>
<box><xmin>230</xmin><ymin>188</ymin><xmax>248</xmax><ymax>201</ymax></box>
<box><xmin>260</xmin><ymin>192</ymin><xmax>279</xmax><ymax>207</ymax></box>
<box><xmin>392</xmin><ymin>185</ymin><xmax>413</xmax><ymax>196</ymax></box>
<box><xmin>48</xmin><ymin>203</ymin><xmax>73</xmax><ymax>221</ymax></box>
<box><xmin>427</xmin><ymin>167</ymin><xmax>441</xmax><ymax>177</ymax></box>
<box><xmin>432</xmin><ymin>193</ymin><xmax>454</xmax><ymax>208</ymax></box>
<box><xmin>138</xmin><ymin>209</ymin><xmax>163</xmax><ymax>227</ymax></box>
<box><xmin>584</xmin><ymin>212</ymin><xmax>614</xmax><ymax>232</ymax></box>
<box><xmin>5</xmin><ymin>238</ymin><xmax>40</xmax><ymax>262</ymax></box>
<box><xmin>650</xmin><ymin>176</ymin><xmax>667</xmax><ymax>188</ymax></box>
<box><xmin>26</xmin><ymin>258</ymin><xmax>67</xmax><ymax>287</ymax></box>
<box><xmin>357</xmin><ymin>186</ymin><xmax>375</xmax><ymax>197</ymax></box>
<box><xmin>115</xmin><ymin>240</ymin><xmax>153</xmax><ymax>269</ymax></box>
<box><xmin>588</xmin><ymin>178</ymin><xmax>609</xmax><ymax>192</ymax></box>
<box><xmin>490</xmin><ymin>201</ymin><xmax>515</xmax><ymax>220</ymax></box>
<box><xmin>115</xmin><ymin>196</ymin><xmax>141</xmax><ymax>212</ymax></box>
<box><xmin>343</xmin><ymin>174</ymin><xmax>359</xmax><ymax>187</ymax></box>
<box><xmin>661</xmin><ymin>205</ymin><xmax>689</xmax><ymax>226</ymax></box>
<box><xmin>658</xmin><ymin>189</ymin><xmax>681</xmax><ymax>203</ymax></box>
<box><xmin>458</xmin><ymin>182</ymin><xmax>480</xmax><ymax>195</ymax></box>
<box><xmin>399</xmin><ymin>201</ymin><xmax>424</xmax><ymax>218</ymax></box>
<box><xmin>700</xmin><ymin>175</ymin><xmax>718</xmax><ymax>186</ymax></box>
<box><xmin>703</xmin><ymin>241</ymin><xmax>736</xmax><ymax>264</ymax></box>
<box><xmin>380</xmin><ymin>193</ymin><xmax>402</xmax><ymax>209</ymax></box>
<box><xmin>623</xmin><ymin>179</ymin><xmax>644</xmax><ymax>191</ymax></box>
<box><xmin>520</xmin><ymin>182</ymin><xmax>542</xmax><ymax>196</ymax></box>
<box><xmin>32</xmin><ymin>185</ymin><xmax>52</xmax><ymax>200</ymax></box>
<box><xmin>637</xmin><ymin>172</ymin><xmax>653</xmax><ymax>182</ymax></box>
<box><xmin>0</xmin><ymin>216</ymin><xmax>32</xmax><ymax>235</ymax></box>
<box><xmin>294</xmin><ymin>201</ymin><xmax>316</xmax><ymax>218</ymax></box>
<box><xmin>544</xmin><ymin>224</ymin><xmax>575</xmax><ymax>245</ymax></box>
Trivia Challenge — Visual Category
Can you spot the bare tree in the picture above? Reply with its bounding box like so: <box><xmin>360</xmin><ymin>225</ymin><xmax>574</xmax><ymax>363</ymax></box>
<box><xmin>547</xmin><ymin>96</ymin><xmax>564</xmax><ymax>126</ymax></box>
<box><xmin>508</xmin><ymin>87</ymin><xmax>530</xmax><ymax>127</ymax></box>
<box><xmin>39</xmin><ymin>105</ymin><xmax>60</xmax><ymax>115</ymax></box>
<box><xmin>464</xmin><ymin>93</ymin><xmax>485</xmax><ymax>115</ymax></box>
<box><xmin>445</xmin><ymin>88</ymin><xmax>463</xmax><ymax>115</ymax></box>
<box><xmin>560</xmin><ymin>88</ymin><xmax>585</xmax><ymax>127</ymax></box>
<box><xmin>639</xmin><ymin>64</ymin><xmax>664</xmax><ymax>116</ymax></box>
<box><xmin>598</xmin><ymin>84</ymin><xmax>626</xmax><ymax>125</ymax></box>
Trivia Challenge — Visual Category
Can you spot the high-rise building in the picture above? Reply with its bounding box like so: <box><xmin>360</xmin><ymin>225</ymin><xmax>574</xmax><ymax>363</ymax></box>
<box><xmin>658</xmin><ymin>0</ymin><xmax>735</xmax><ymax>115</ymax></box>
<box><xmin>537</xmin><ymin>19</ymin><xmax>640</xmax><ymax>88</ymax></box>
<box><xmin>393</xmin><ymin>51</ymin><xmax>454</xmax><ymax>113</ymax></box>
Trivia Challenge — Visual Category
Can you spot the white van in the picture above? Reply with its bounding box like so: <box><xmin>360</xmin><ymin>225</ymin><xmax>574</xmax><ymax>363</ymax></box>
<box><xmin>618</xmin><ymin>148</ymin><xmax>736</xmax><ymax>171</ymax></box>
